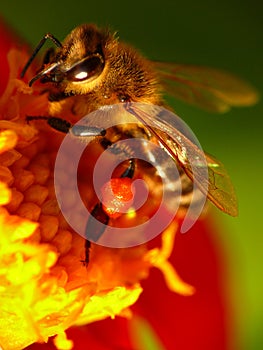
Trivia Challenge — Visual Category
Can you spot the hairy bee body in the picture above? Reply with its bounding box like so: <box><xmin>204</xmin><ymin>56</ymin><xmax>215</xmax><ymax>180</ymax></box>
<box><xmin>21</xmin><ymin>21</ymin><xmax>254</xmax><ymax>243</ymax></box>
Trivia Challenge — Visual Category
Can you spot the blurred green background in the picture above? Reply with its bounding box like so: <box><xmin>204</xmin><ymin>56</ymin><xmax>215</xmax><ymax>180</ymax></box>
<box><xmin>1</xmin><ymin>0</ymin><xmax>262</xmax><ymax>349</ymax></box>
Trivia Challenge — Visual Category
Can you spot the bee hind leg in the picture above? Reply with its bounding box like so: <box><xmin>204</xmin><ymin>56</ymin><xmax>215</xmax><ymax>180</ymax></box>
<box><xmin>83</xmin><ymin>158</ymin><xmax>136</xmax><ymax>265</ymax></box>
<box><xmin>83</xmin><ymin>202</ymin><xmax>110</xmax><ymax>265</ymax></box>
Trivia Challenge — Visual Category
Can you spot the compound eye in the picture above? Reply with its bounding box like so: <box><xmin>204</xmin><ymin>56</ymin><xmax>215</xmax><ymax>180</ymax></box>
<box><xmin>66</xmin><ymin>54</ymin><xmax>104</xmax><ymax>82</ymax></box>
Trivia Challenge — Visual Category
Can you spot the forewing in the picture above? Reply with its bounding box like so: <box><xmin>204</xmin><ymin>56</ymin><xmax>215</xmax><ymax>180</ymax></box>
<box><xmin>128</xmin><ymin>103</ymin><xmax>238</xmax><ymax>216</ymax></box>
<box><xmin>156</xmin><ymin>129</ymin><xmax>238</xmax><ymax>216</ymax></box>
<box><xmin>154</xmin><ymin>62</ymin><xmax>259</xmax><ymax>113</ymax></box>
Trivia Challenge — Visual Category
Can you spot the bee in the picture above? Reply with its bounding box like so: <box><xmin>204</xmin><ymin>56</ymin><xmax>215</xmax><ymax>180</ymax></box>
<box><xmin>21</xmin><ymin>24</ymin><xmax>258</xmax><ymax>262</ymax></box>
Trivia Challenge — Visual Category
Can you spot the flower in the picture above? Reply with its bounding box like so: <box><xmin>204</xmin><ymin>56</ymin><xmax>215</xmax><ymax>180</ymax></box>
<box><xmin>0</xmin><ymin>20</ymin><xmax>196</xmax><ymax>350</ymax></box>
<box><xmin>26</xmin><ymin>220</ymin><xmax>230</xmax><ymax>350</ymax></box>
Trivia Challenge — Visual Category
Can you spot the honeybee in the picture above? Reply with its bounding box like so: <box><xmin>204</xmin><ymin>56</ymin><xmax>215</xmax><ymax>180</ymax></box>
<box><xmin>21</xmin><ymin>24</ymin><xmax>258</xmax><ymax>261</ymax></box>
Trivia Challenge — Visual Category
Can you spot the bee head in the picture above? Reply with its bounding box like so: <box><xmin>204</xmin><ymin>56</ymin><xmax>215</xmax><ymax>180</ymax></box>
<box><xmin>21</xmin><ymin>24</ymin><xmax>159</xmax><ymax>105</ymax></box>
<box><xmin>24</xmin><ymin>24</ymin><xmax>113</xmax><ymax>94</ymax></box>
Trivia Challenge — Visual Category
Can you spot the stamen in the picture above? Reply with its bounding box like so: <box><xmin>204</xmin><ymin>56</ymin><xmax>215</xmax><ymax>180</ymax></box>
<box><xmin>53</xmin><ymin>332</ymin><xmax>73</xmax><ymax>350</ymax></box>
<box><xmin>145</xmin><ymin>221</ymin><xmax>195</xmax><ymax>296</ymax></box>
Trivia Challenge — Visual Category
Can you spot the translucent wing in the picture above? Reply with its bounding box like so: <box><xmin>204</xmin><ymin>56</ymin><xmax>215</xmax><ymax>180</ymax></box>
<box><xmin>202</xmin><ymin>152</ymin><xmax>238</xmax><ymax>216</ymax></box>
<box><xmin>76</xmin><ymin>102</ymin><xmax>238</xmax><ymax>216</ymax></box>
<box><xmin>128</xmin><ymin>103</ymin><xmax>238</xmax><ymax>216</ymax></box>
<box><xmin>154</xmin><ymin>62</ymin><xmax>259</xmax><ymax>113</ymax></box>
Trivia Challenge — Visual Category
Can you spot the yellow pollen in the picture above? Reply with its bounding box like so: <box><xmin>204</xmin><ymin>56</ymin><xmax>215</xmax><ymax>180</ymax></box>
<box><xmin>53</xmin><ymin>332</ymin><xmax>74</xmax><ymax>350</ymax></box>
<box><xmin>0</xmin><ymin>129</ymin><xmax>18</xmax><ymax>153</ymax></box>
<box><xmin>0</xmin><ymin>183</ymin><xmax>11</xmax><ymax>205</ymax></box>
<box><xmin>126</xmin><ymin>207</ymin><xmax>137</xmax><ymax>219</ymax></box>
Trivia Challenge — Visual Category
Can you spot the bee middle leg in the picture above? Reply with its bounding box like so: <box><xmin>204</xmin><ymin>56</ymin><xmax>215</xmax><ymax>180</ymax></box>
<box><xmin>26</xmin><ymin>115</ymin><xmax>106</xmax><ymax>136</ymax></box>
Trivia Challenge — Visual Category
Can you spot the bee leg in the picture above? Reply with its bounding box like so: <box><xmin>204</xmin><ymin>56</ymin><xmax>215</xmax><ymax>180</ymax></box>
<box><xmin>83</xmin><ymin>239</ymin><xmax>91</xmax><ymax>266</ymax></box>
<box><xmin>43</xmin><ymin>47</ymin><xmax>55</xmax><ymax>65</ymax></box>
<box><xmin>26</xmin><ymin>116</ymin><xmax>72</xmax><ymax>133</ymax></box>
<box><xmin>80</xmin><ymin>239</ymin><xmax>91</xmax><ymax>266</ymax></box>
<box><xmin>84</xmin><ymin>157</ymin><xmax>135</xmax><ymax>265</ymax></box>
<box><xmin>71</xmin><ymin>125</ymin><xmax>106</xmax><ymax>137</ymax></box>
<box><xmin>120</xmin><ymin>158</ymin><xmax>135</xmax><ymax>179</ymax></box>
<box><xmin>26</xmin><ymin>115</ymin><xmax>106</xmax><ymax>136</ymax></box>
<box><xmin>83</xmin><ymin>202</ymin><xmax>110</xmax><ymax>265</ymax></box>
<box><xmin>99</xmin><ymin>133</ymin><xmax>136</xmax><ymax>179</ymax></box>
<box><xmin>21</xmin><ymin>33</ymin><xmax>62</xmax><ymax>78</ymax></box>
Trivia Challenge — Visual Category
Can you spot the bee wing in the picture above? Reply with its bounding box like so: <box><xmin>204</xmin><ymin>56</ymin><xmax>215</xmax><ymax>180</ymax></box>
<box><xmin>128</xmin><ymin>103</ymin><xmax>238</xmax><ymax>216</ymax></box>
<box><xmin>154</xmin><ymin>62</ymin><xmax>259</xmax><ymax>113</ymax></box>
<box><xmin>202</xmin><ymin>152</ymin><xmax>238</xmax><ymax>216</ymax></box>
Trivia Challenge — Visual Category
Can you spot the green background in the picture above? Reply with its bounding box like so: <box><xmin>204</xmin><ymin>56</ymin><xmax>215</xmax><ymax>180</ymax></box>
<box><xmin>1</xmin><ymin>1</ymin><xmax>262</xmax><ymax>349</ymax></box>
